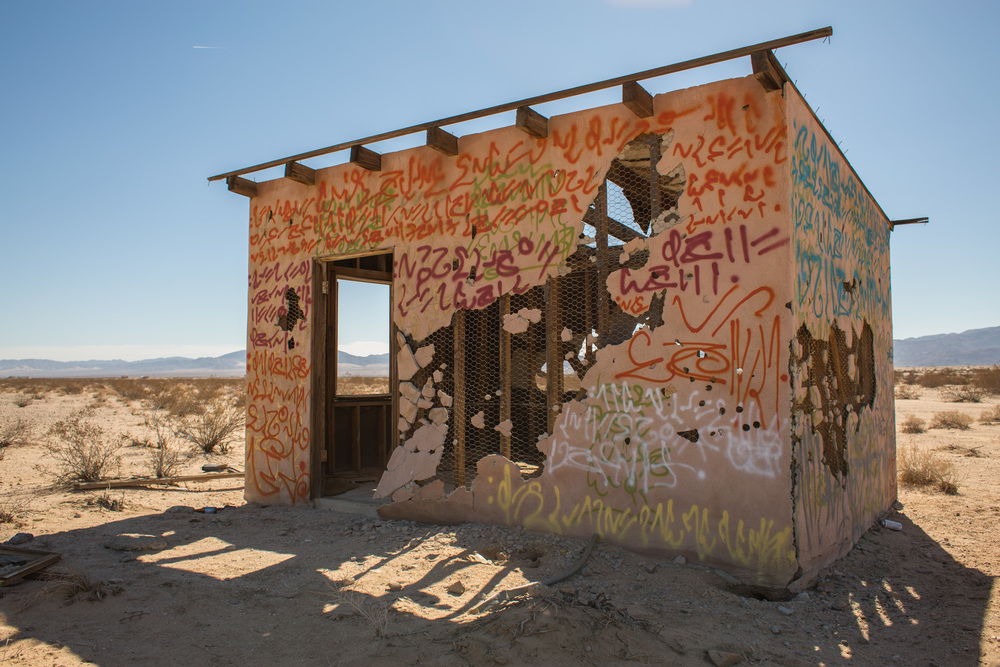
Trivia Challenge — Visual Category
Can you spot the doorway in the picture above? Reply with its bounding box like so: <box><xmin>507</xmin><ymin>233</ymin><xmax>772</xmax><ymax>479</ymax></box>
<box><xmin>313</xmin><ymin>252</ymin><xmax>395</xmax><ymax>498</ymax></box>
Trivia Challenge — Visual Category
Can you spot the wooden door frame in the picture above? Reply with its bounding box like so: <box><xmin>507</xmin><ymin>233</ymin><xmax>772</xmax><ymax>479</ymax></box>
<box><xmin>310</xmin><ymin>252</ymin><xmax>396</xmax><ymax>500</ymax></box>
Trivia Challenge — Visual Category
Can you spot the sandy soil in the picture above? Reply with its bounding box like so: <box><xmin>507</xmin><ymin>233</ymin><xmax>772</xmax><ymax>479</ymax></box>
<box><xmin>0</xmin><ymin>383</ymin><xmax>998</xmax><ymax>666</ymax></box>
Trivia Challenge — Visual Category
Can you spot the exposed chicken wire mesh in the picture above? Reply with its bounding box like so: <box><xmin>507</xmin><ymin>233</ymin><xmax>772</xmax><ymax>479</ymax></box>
<box><xmin>399</xmin><ymin>130</ymin><xmax>685</xmax><ymax>491</ymax></box>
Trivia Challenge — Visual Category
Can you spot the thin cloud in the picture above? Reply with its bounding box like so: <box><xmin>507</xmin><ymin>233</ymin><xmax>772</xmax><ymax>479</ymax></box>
<box><xmin>192</xmin><ymin>45</ymin><xmax>224</xmax><ymax>49</ymax></box>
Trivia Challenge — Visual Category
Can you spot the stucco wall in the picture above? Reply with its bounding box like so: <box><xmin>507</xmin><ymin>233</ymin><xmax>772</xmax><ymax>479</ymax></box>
<box><xmin>787</xmin><ymin>86</ymin><xmax>896</xmax><ymax>582</ymax></box>
<box><xmin>242</xmin><ymin>74</ymin><xmax>892</xmax><ymax>587</ymax></box>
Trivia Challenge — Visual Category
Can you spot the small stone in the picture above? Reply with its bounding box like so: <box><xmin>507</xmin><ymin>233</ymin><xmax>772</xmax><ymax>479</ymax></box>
<box><xmin>5</xmin><ymin>532</ymin><xmax>33</xmax><ymax>545</ymax></box>
<box><xmin>707</xmin><ymin>649</ymin><xmax>744</xmax><ymax>666</ymax></box>
<box><xmin>714</xmin><ymin>569</ymin><xmax>741</xmax><ymax>585</ymax></box>
<box><xmin>831</xmin><ymin>600</ymin><xmax>849</xmax><ymax>611</ymax></box>
<box><xmin>771</xmin><ymin>625</ymin><xmax>781</xmax><ymax>635</ymax></box>
<box><xmin>447</xmin><ymin>580</ymin><xmax>466</xmax><ymax>596</ymax></box>
<box><xmin>104</xmin><ymin>534</ymin><xmax>167</xmax><ymax>552</ymax></box>
<box><xmin>795</xmin><ymin>591</ymin><xmax>810</xmax><ymax>601</ymax></box>
<box><xmin>777</xmin><ymin>605</ymin><xmax>794</xmax><ymax>615</ymax></box>
<box><xmin>387</xmin><ymin>581</ymin><xmax>404</xmax><ymax>591</ymax></box>
<box><xmin>673</xmin><ymin>555</ymin><xmax>686</xmax><ymax>565</ymax></box>
<box><xmin>644</xmin><ymin>563</ymin><xmax>658</xmax><ymax>574</ymax></box>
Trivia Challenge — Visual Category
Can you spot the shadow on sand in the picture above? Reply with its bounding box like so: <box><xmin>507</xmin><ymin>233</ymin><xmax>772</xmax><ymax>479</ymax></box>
<box><xmin>0</xmin><ymin>503</ymin><xmax>993</xmax><ymax>666</ymax></box>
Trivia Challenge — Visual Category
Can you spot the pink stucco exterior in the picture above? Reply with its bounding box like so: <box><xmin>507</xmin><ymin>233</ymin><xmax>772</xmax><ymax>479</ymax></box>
<box><xmin>240</xmin><ymin>75</ymin><xmax>895</xmax><ymax>589</ymax></box>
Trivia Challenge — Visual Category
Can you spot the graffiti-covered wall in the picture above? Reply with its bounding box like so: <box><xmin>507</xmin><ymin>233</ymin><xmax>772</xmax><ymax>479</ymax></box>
<box><xmin>241</xmin><ymin>74</ymin><xmax>894</xmax><ymax>588</ymax></box>
<box><xmin>787</xmin><ymin>87</ymin><xmax>896</xmax><ymax>582</ymax></box>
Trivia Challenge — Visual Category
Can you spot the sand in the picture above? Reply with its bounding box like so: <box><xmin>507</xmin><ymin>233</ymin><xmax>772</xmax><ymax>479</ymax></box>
<box><xmin>0</xmin><ymin>381</ymin><xmax>998</xmax><ymax>666</ymax></box>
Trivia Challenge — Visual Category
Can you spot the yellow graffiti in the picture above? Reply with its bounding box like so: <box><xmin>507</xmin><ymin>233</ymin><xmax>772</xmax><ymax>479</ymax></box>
<box><xmin>486</xmin><ymin>465</ymin><xmax>794</xmax><ymax>577</ymax></box>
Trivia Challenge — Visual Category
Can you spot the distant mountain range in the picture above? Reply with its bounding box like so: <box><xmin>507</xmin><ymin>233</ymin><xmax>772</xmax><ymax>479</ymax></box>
<box><xmin>893</xmin><ymin>326</ymin><xmax>1000</xmax><ymax>367</ymax></box>
<box><xmin>0</xmin><ymin>350</ymin><xmax>390</xmax><ymax>378</ymax></box>
<box><xmin>2</xmin><ymin>327</ymin><xmax>996</xmax><ymax>377</ymax></box>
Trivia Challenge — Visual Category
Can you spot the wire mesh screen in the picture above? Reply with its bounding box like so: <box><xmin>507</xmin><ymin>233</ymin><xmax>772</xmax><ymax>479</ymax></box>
<box><xmin>400</xmin><ymin>130</ymin><xmax>684</xmax><ymax>491</ymax></box>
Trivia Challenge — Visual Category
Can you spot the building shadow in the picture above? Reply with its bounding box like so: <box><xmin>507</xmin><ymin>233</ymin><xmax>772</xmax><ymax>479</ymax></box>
<box><xmin>0</xmin><ymin>504</ymin><xmax>993</xmax><ymax>666</ymax></box>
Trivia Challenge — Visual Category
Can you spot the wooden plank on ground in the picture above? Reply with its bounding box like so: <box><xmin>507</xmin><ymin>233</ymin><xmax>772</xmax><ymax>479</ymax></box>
<box><xmin>74</xmin><ymin>472</ymin><xmax>244</xmax><ymax>491</ymax></box>
<box><xmin>0</xmin><ymin>547</ymin><xmax>61</xmax><ymax>587</ymax></box>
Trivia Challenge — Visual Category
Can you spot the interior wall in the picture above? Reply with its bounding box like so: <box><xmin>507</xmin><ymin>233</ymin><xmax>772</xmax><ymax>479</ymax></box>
<box><xmin>787</xmin><ymin>85</ymin><xmax>896</xmax><ymax>582</ymax></box>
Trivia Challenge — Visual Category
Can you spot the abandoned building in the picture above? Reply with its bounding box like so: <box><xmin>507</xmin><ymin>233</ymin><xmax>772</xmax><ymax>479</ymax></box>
<box><xmin>212</xmin><ymin>27</ymin><xmax>900</xmax><ymax>589</ymax></box>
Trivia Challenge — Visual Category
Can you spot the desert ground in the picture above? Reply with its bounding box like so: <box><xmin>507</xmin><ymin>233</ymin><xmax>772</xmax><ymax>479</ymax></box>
<box><xmin>0</xmin><ymin>372</ymin><xmax>998</xmax><ymax>666</ymax></box>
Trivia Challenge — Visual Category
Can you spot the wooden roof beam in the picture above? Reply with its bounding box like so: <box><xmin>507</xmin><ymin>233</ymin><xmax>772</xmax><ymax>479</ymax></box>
<box><xmin>350</xmin><ymin>145</ymin><xmax>382</xmax><ymax>172</ymax></box>
<box><xmin>209</xmin><ymin>27</ymin><xmax>832</xmax><ymax>182</ymax></box>
<box><xmin>227</xmin><ymin>175</ymin><xmax>258</xmax><ymax>198</ymax></box>
<box><xmin>622</xmin><ymin>81</ymin><xmax>654</xmax><ymax>118</ymax></box>
<box><xmin>285</xmin><ymin>161</ymin><xmax>315</xmax><ymax>186</ymax></box>
<box><xmin>583</xmin><ymin>207</ymin><xmax>644</xmax><ymax>244</ymax></box>
<box><xmin>889</xmin><ymin>217</ymin><xmax>929</xmax><ymax>230</ymax></box>
<box><xmin>426</xmin><ymin>126</ymin><xmax>459</xmax><ymax>156</ymax></box>
<box><xmin>752</xmin><ymin>49</ymin><xmax>790</xmax><ymax>92</ymax></box>
<box><xmin>516</xmin><ymin>106</ymin><xmax>548</xmax><ymax>138</ymax></box>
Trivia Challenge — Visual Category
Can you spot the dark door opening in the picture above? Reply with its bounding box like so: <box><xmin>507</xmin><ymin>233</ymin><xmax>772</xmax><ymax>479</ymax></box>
<box><xmin>318</xmin><ymin>252</ymin><xmax>394</xmax><ymax>497</ymax></box>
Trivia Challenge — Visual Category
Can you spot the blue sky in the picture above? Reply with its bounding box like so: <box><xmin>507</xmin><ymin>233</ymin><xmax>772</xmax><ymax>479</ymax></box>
<box><xmin>1</xmin><ymin>0</ymin><xmax>996</xmax><ymax>362</ymax></box>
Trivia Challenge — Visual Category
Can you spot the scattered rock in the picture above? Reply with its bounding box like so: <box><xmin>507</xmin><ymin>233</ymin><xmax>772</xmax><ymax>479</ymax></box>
<box><xmin>673</xmin><ymin>555</ymin><xmax>686</xmax><ymax>566</ymax></box>
<box><xmin>387</xmin><ymin>581</ymin><xmax>404</xmax><ymax>591</ymax></box>
<box><xmin>447</xmin><ymin>580</ymin><xmax>466</xmax><ymax>596</ymax></box>
<box><xmin>104</xmin><ymin>534</ymin><xmax>167</xmax><ymax>552</ymax></box>
<box><xmin>777</xmin><ymin>605</ymin><xmax>794</xmax><ymax>615</ymax></box>
<box><xmin>714</xmin><ymin>569</ymin><xmax>741</xmax><ymax>585</ymax></box>
<box><xmin>5</xmin><ymin>532</ymin><xmax>33</xmax><ymax>545</ymax></box>
<box><xmin>770</xmin><ymin>625</ymin><xmax>781</xmax><ymax>635</ymax></box>
<box><xmin>707</xmin><ymin>649</ymin><xmax>744</xmax><ymax>666</ymax></box>
<box><xmin>831</xmin><ymin>600</ymin><xmax>849</xmax><ymax>611</ymax></box>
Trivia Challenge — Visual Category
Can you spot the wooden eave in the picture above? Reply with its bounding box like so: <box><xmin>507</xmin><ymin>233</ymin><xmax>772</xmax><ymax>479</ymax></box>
<box><xmin>209</xmin><ymin>27</ymin><xmax>833</xmax><ymax>192</ymax></box>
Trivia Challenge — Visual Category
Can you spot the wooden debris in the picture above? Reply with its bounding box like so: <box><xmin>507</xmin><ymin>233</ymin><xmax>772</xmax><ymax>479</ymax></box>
<box><xmin>0</xmin><ymin>546</ymin><xmax>61</xmax><ymax>586</ymax></box>
<box><xmin>74</xmin><ymin>471</ymin><xmax>244</xmax><ymax>491</ymax></box>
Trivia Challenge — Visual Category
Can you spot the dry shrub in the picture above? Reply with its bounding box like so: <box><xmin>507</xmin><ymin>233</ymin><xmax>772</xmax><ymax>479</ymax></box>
<box><xmin>12</xmin><ymin>393</ymin><xmax>32</xmax><ymax>408</ymax></box>
<box><xmin>914</xmin><ymin>367</ymin><xmax>967</xmax><ymax>389</ymax></box>
<box><xmin>46</xmin><ymin>410</ymin><xmax>125</xmax><ymax>483</ymax></box>
<box><xmin>91</xmin><ymin>490</ymin><xmax>127</xmax><ymax>511</ymax></box>
<box><xmin>0</xmin><ymin>417</ymin><xmax>33</xmax><ymax>448</ymax></box>
<box><xmin>895</xmin><ymin>385</ymin><xmax>920</xmax><ymax>400</ymax></box>
<box><xmin>146</xmin><ymin>379</ymin><xmax>205</xmax><ymax>417</ymax></box>
<box><xmin>900</xmin><ymin>414</ymin><xmax>926</xmax><ymax>434</ymax></box>
<box><xmin>980</xmin><ymin>404</ymin><xmax>1000</xmax><ymax>424</ymax></box>
<box><xmin>898</xmin><ymin>442</ymin><xmax>959</xmax><ymax>494</ymax></box>
<box><xmin>970</xmin><ymin>365</ymin><xmax>1000</xmax><ymax>395</ymax></box>
<box><xmin>148</xmin><ymin>419</ymin><xmax>182</xmax><ymax>478</ymax></box>
<box><xmin>58</xmin><ymin>379</ymin><xmax>91</xmax><ymax>395</ymax></box>
<box><xmin>0</xmin><ymin>495</ymin><xmax>28</xmax><ymax>525</ymax></box>
<box><xmin>175</xmin><ymin>399</ymin><xmax>245</xmax><ymax>454</ymax></box>
<box><xmin>22</xmin><ymin>569</ymin><xmax>124</xmax><ymax>607</ymax></box>
<box><xmin>944</xmin><ymin>385</ymin><xmax>987</xmax><ymax>403</ymax></box>
<box><xmin>929</xmin><ymin>410</ymin><xmax>975</xmax><ymax>430</ymax></box>
<box><xmin>326</xmin><ymin>581</ymin><xmax>390</xmax><ymax>637</ymax></box>
<box><xmin>105</xmin><ymin>378</ymin><xmax>150</xmax><ymax>402</ymax></box>
<box><xmin>337</xmin><ymin>376</ymin><xmax>391</xmax><ymax>395</ymax></box>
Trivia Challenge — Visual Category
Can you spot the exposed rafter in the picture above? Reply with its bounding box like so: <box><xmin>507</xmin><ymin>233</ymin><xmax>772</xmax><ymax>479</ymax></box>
<box><xmin>209</xmin><ymin>27</ymin><xmax>833</xmax><ymax>185</ymax></box>
<box><xmin>889</xmin><ymin>217</ymin><xmax>929</xmax><ymax>230</ymax></box>
<box><xmin>752</xmin><ymin>49</ymin><xmax>791</xmax><ymax>92</ymax></box>
<box><xmin>426</xmin><ymin>126</ymin><xmax>459</xmax><ymax>156</ymax></box>
<box><xmin>285</xmin><ymin>161</ymin><xmax>315</xmax><ymax>186</ymax></box>
<box><xmin>622</xmin><ymin>81</ymin><xmax>654</xmax><ymax>118</ymax></box>
<box><xmin>350</xmin><ymin>145</ymin><xmax>382</xmax><ymax>172</ymax></box>
<box><xmin>515</xmin><ymin>106</ymin><xmax>548</xmax><ymax>138</ymax></box>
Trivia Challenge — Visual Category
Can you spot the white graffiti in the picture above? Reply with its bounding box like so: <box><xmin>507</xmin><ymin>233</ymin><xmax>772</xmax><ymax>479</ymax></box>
<box><xmin>543</xmin><ymin>381</ymin><xmax>786</xmax><ymax>501</ymax></box>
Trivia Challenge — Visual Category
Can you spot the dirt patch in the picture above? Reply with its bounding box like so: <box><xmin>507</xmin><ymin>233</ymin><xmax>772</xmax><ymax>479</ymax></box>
<box><xmin>0</xmin><ymin>385</ymin><xmax>998</xmax><ymax>665</ymax></box>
